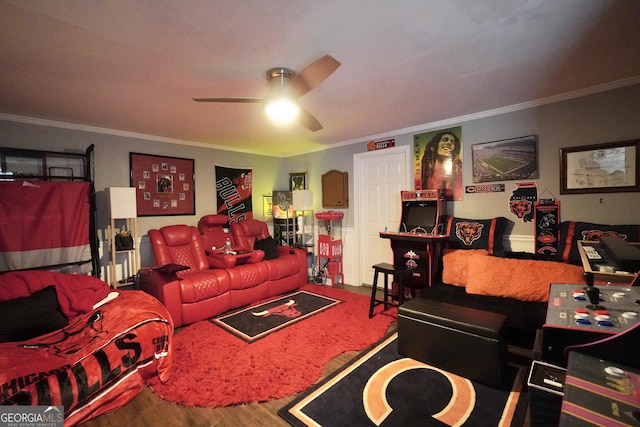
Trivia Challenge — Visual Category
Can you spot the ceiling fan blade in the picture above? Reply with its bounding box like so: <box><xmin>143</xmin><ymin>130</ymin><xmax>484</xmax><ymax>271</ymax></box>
<box><xmin>297</xmin><ymin>107</ymin><xmax>323</xmax><ymax>132</ymax></box>
<box><xmin>193</xmin><ymin>97</ymin><xmax>264</xmax><ymax>103</ymax></box>
<box><xmin>288</xmin><ymin>55</ymin><xmax>341</xmax><ymax>97</ymax></box>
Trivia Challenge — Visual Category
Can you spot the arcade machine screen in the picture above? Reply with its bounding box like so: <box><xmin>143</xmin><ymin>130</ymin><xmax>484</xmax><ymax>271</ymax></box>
<box><xmin>402</xmin><ymin>201</ymin><xmax>439</xmax><ymax>234</ymax></box>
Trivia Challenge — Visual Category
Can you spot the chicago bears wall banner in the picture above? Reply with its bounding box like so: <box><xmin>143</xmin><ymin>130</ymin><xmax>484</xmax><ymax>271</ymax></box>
<box><xmin>509</xmin><ymin>181</ymin><xmax>537</xmax><ymax>222</ymax></box>
<box><xmin>534</xmin><ymin>199</ymin><xmax>561</xmax><ymax>256</ymax></box>
<box><xmin>215</xmin><ymin>165</ymin><xmax>253</xmax><ymax>224</ymax></box>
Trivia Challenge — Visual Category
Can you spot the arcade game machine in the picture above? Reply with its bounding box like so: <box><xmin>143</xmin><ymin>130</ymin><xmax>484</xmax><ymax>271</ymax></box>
<box><xmin>379</xmin><ymin>189</ymin><xmax>448</xmax><ymax>289</ymax></box>
<box><xmin>541</xmin><ymin>237</ymin><xmax>640</xmax><ymax>366</ymax></box>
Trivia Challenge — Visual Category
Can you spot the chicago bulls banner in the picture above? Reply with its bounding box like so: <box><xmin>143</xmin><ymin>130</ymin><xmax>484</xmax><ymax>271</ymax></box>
<box><xmin>215</xmin><ymin>165</ymin><xmax>253</xmax><ymax>224</ymax></box>
<box><xmin>534</xmin><ymin>199</ymin><xmax>561</xmax><ymax>256</ymax></box>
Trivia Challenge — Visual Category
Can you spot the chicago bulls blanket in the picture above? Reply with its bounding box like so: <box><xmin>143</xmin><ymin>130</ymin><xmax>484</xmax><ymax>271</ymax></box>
<box><xmin>0</xmin><ymin>272</ymin><xmax>173</xmax><ymax>426</ymax></box>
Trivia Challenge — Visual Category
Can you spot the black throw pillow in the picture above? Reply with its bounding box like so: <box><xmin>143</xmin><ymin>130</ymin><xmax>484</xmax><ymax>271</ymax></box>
<box><xmin>254</xmin><ymin>236</ymin><xmax>279</xmax><ymax>260</ymax></box>
<box><xmin>0</xmin><ymin>285</ymin><xmax>68</xmax><ymax>343</ymax></box>
<box><xmin>443</xmin><ymin>216</ymin><xmax>511</xmax><ymax>256</ymax></box>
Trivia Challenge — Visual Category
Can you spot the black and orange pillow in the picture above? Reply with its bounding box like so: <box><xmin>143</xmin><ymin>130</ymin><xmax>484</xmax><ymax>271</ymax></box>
<box><xmin>555</xmin><ymin>221</ymin><xmax>640</xmax><ymax>265</ymax></box>
<box><xmin>443</xmin><ymin>216</ymin><xmax>511</xmax><ymax>256</ymax></box>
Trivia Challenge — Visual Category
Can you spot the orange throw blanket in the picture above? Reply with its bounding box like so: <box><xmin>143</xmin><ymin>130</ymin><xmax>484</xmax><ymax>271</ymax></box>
<box><xmin>442</xmin><ymin>249</ymin><xmax>584</xmax><ymax>302</ymax></box>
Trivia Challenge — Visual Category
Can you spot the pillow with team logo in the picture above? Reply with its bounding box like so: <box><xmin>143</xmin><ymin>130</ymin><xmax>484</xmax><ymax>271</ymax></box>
<box><xmin>555</xmin><ymin>221</ymin><xmax>640</xmax><ymax>265</ymax></box>
<box><xmin>443</xmin><ymin>216</ymin><xmax>512</xmax><ymax>256</ymax></box>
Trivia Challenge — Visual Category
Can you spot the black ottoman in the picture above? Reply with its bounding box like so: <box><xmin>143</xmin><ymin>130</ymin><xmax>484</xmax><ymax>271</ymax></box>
<box><xmin>398</xmin><ymin>298</ymin><xmax>507</xmax><ymax>388</ymax></box>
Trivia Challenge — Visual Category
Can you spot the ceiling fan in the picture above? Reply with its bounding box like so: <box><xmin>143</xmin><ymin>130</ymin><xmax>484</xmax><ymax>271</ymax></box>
<box><xmin>193</xmin><ymin>55</ymin><xmax>340</xmax><ymax>132</ymax></box>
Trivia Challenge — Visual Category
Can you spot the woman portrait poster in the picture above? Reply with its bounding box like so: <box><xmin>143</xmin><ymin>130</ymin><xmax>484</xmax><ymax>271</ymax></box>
<box><xmin>414</xmin><ymin>127</ymin><xmax>463</xmax><ymax>200</ymax></box>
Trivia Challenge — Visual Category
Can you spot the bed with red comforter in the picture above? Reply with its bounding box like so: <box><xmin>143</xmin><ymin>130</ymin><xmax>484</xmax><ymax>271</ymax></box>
<box><xmin>0</xmin><ymin>270</ymin><xmax>173</xmax><ymax>426</ymax></box>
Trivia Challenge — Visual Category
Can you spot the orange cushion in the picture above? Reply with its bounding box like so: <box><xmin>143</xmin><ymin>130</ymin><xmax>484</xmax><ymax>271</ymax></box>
<box><xmin>441</xmin><ymin>248</ymin><xmax>489</xmax><ymax>287</ymax></box>
<box><xmin>465</xmin><ymin>252</ymin><xmax>584</xmax><ymax>302</ymax></box>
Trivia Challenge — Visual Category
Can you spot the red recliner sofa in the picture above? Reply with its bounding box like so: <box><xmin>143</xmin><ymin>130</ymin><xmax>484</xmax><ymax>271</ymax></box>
<box><xmin>231</xmin><ymin>219</ymin><xmax>309</xmax><ymax>297</ymax></box>
<box><xmin>138</xmin><ymin>219</ymin><xmax>307</xmax><ymax>328</ymax></box>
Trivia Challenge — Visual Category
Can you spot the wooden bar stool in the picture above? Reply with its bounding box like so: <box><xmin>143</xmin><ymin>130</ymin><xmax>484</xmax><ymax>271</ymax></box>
<box><xmin>368</xmin><ymin>262</ymin><xmax>414</xmax><ymax>318</ymax></box>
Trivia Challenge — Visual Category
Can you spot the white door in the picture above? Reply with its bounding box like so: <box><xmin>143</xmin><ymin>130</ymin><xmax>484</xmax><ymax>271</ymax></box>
<box><xmin>354</xmin><ymin>145</ymin><xmax>411</xmax><ymax>286</ymax></box>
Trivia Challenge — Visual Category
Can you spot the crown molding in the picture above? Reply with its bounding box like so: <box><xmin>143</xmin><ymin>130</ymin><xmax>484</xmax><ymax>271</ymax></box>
<box><xmin>2</xmin><ymin>76</ymin><xmax>639</xmax><ymax>158</ymax></box>
<box><xmin>329</xmin><ymin>76</ymin><xmax>640</xmax><ymax>153</ymax></box>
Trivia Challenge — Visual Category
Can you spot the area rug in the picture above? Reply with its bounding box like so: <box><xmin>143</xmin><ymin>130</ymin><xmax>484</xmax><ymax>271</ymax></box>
<box><xmin>279</xmin><ymin>332</ymin><xmax>528</xmax><ymax>427</ymax></box>
<box><xmin>211</xmin><ymin>290</ymin><xmax>342</xmax><ymax>342</ymax></box>
<box><xmin>146</xmin><ymin>284</ymin><xmax>397</xmax><ymax>408</ymax></box>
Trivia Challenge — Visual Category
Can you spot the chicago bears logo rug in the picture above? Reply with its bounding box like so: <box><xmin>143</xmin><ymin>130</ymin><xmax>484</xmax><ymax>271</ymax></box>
<box><xmin>211</xmin><ymin>290</ymin><xmax>342</xmax><ymax>342</ymax></box>
<box><xmin>279</xmin><ymin>332</ymin><xmax>527</xmax><ymax>427</ymax></box>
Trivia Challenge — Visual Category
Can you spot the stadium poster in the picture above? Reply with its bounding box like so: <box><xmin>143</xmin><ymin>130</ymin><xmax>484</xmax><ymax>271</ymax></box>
<box><xmin>472</xmin><ymin>135</ymin><xmax>539</xmax><ymax>183</ymax></box>
<box><xmin>215</xmin><ymin>165</ymin><xmax>253</xmax><ymax>224</ymax></box>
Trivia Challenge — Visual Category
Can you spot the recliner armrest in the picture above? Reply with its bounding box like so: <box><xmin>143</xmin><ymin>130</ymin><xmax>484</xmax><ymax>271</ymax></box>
<box><xmin>243</xmin><ymin>249</ymin><xmax>265</xmax><ymax>264</ymax></box>
<box><xmin>138</xmin><ymin>267</ymin><xmax>184</xmax><ymax>327</ymax></box>
<box><xmin>205</xmin><ymin>252</ymin><xmax>237</xmax><ymax>269</ymax></box>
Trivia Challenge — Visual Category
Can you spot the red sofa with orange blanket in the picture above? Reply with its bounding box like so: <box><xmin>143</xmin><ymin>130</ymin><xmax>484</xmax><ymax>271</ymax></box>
<box><xmin>417</xmin><ymin>217</ymin><xmax>640</xmax><ymax>347</ymax></box>
<box><xmin>420</xmin><ymin>249</ymin><xmax>584</xmax><ymax>347</ymax></box>
<box><xmin>416</xmin><ymin>216</ymin><xmax>587</xmax><ymax>347</ymax></box>
<box><xmin>0</xmin><ymin>270</ymin><xmax>173</xmax><ymax>426</ymax></box>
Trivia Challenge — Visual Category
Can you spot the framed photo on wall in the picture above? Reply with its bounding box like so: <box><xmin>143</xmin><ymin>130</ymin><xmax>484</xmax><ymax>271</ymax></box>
<box><xmin>560</xmin><ymin>139</ymin><xmax>639</xmax><ymax>194</ymax></box>
<box><xmin>130</xmin><ymin>152</ymin><xmax>195</xmax><ymax>216</ymax></box>
<box><xmin>289</xmin><ymin>171</ymin><xmax>307</xmax><ymax>190</ymax></box>
<box><xmin>471</xmin><ymin>135</ymin><xmax>539</xmax><ymax>183</ymax></box>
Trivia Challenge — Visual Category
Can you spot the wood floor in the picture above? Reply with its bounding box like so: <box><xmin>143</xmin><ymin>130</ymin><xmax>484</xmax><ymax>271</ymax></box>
<box><xmin>79</xmin><ymin>284</ymin><xmax>532</xmax><ymax>426</ymax></box>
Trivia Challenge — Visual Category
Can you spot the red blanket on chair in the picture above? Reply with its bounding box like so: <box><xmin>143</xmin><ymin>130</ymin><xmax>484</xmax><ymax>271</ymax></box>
<box><xmin>0</xmin><ymin>272</ymin><xmax>173</xmax><ymax>426</ymax></box>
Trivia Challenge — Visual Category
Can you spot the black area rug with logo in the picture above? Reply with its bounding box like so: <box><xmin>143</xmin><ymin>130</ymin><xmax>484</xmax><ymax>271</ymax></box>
<box><xmin>211</xmin><ymin>289</ymin><xmax>342</xmax><ymax>342</ymax></box>
<box><xmin>279</xmin><ymin>332</ymin><xmax>528</xmax><ymax>427</ymax></box>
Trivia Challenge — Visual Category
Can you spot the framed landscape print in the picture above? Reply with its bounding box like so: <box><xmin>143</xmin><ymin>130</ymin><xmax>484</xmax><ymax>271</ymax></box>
<box><xmin>560</xmin><ymin>139</ymin><xmax>639</xmax><ymax>194</ymax></box>
<box><xmin>130</xmin><ymin>152</ymin><xmax>195</xmax><ymax>216</ymax></box>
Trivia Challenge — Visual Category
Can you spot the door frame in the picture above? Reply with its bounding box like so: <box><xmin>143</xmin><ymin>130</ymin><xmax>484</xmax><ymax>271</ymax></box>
<box><xmin>353</xmin><ymin>144</ymin><xmax>412</xmax><ymax>286</ymax></box>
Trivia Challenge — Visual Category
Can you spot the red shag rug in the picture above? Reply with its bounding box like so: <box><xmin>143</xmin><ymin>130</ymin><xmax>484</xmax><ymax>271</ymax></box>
<box><xmin>146</xmin><ymin>284</ymin><xmax>396</xmax><ymax>408</ymax></box>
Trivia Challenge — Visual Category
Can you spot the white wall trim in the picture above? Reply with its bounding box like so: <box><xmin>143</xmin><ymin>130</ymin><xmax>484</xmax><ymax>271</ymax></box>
<box><xmin>105</xmin><ymin>230</ymin><xmax>535</xmax><ymax>286</ymax></box>
<box><xmin>0</xmin><ymin>113</ymin><xmax>270</xmax><ymax>156</ymax></box>
<box><xmin>507</xmin><ymin>234</ymin><xmax>535</xmax><ymax>253</ymax></box>
<box><xmin>3</xmin><ymin>75</ymin><xmax>639</xmax><ymax>158</ymax></box>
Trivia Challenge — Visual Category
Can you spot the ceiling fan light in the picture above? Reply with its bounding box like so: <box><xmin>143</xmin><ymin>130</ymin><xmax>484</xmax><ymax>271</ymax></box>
<box><xmin>265</xmin><ymin>96</ymin><xmax>300</xmax><ymax>124</ymax></box>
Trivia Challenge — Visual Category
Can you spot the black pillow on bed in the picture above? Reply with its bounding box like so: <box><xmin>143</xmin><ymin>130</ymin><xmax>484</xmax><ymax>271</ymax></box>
<box><xmin>0</xmin><ymin>285</ymin><xmax>68</xmax><ymax>343</ymax></box>
<box><xmin>254</xmin><ymin>236</ymin><xmax>279</xmax><ymax>260</ymax></box>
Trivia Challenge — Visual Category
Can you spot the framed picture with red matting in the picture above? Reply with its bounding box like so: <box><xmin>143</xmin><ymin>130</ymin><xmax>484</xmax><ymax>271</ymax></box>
<box><xmin>130</xmin><ymin>152</ymin><xmax>195</xmax><ymax>216</ymax></box>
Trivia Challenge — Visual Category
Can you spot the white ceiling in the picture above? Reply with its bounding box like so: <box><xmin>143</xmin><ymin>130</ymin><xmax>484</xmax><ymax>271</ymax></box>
<box><xmin>1</xmin><ymin>1</ymin><xmax>640</xmax><ymax>157</ymax></box>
